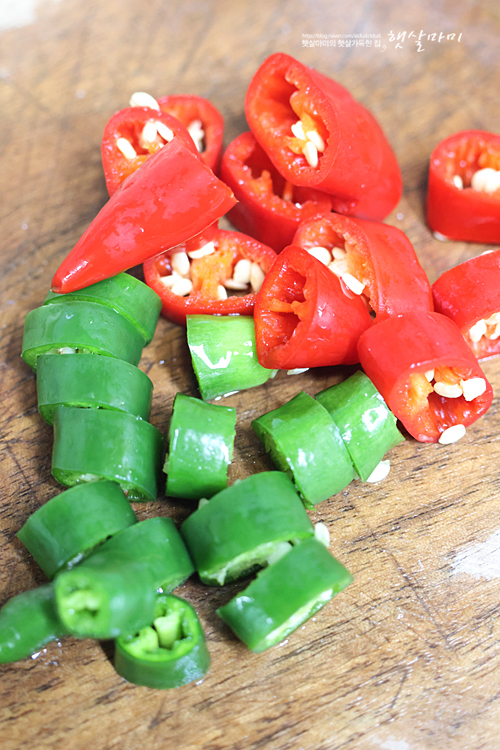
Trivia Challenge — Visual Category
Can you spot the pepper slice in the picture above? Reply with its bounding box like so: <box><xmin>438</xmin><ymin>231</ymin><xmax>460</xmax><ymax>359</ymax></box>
<box><xmin>186</xmin><ymin>315</ymin><xmax>275</xmax><ymax>401</ymax></box>
<box><xmin>316</xmin><ymin>371</ymin><xmax>404</xmax><ymax>481</ymax></box>
<box><xmin>432</xmin><ymin>249</ymin><xmax>500</xmax><ymax>360</ymax></box>
<box><xmin>357</xmin><ymin>311</ymin><xmax>493</xmax><ymax>443</ymax></box>
<box><xmin>292</xmin><ymin>214</ymin><xmax>433</xmax><ymax>321</ymax></box>
<box><xmin>252</xmin><ymin>392</ymin><xmax>354</xmax><ymax>507</ymax></box>
<box><xmin>426</xmin><ymin>130</ymin><xmax>500</xmax><ymax>243</ymax></box>
<box><xmin>180</xmin><ymin>472</ymin><xmax>314</xmax><ymax>585</ymax></box>
<box><xmin>0</xmin><ymin>584</ymin><xmax>67</xmax><ymax>663</ymax></box>
<box><xmin>165</xmin><ymin>394</ymin><xmax>236</xmax><ymax>500</ymax></box>
<box><xmin>254</xmin><ymin>245</ymin><xmax>372</xmax><ymax>370</ymax></box>
<box><xmin>114</xmin><ymin>593</ymin><xmax>210</xmax><ymax>689</ymax></box>
<box><xmin>44</xmin><ymin>273</ymin><xmax>162</xmax><ymax>345</ymax></box>
<box><xmin>51</xmin><ymin>139</ymin><xmax>236</xmax><ymax>293</ymax></box>
<box><xmin>217</xmin><ymin>538</ymin><xmax>353</xmax><ymax>653</ymax></box>
<box><xmin>143</xmin><ymin>228</ymin><xmax>277</xmax><ymax>327</ymax></box>
<box><xmin>52</xmin><ymin>406</ymin><xmax>164</xmax><ymax>501</ymax></box>
<box><xmin>17</xmin><ymin>482</ymin><xmax>137</xmax><ymax>579</ymax></box>
<box><xmin>101</xmin><ymin>106</ymin><xmax>199</xmax><ymax>196</ymax></box>
<box><xmin>245</xmin><ymin>53</ymin><xmax>402</xmax><ymax>221</ymax></box>
<box><xmin>220</xmin><ymin>131</ymin><xmax>333</xmax><ymax>252</ymax></box>
<box><xmin>36</xmin><ymin>354</ymin><xmax>153</xmax><ymax>424</ymax></box>
<box><xmin>21</xmin><ymin>300</ymin><xmax>145</xmax><ymax>371</ymax></box>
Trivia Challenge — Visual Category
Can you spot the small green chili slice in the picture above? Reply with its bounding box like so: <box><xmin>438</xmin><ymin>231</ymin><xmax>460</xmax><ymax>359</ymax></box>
<box><xmin>114</xmin><ymin>594</ymin><xmax>210</xmax><ymax>689</ymax></box>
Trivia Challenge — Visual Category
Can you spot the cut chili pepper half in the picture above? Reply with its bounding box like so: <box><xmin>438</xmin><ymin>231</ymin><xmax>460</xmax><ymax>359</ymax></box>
<box><xmin>432</xmin><ymin>249</ymin><xmax>500</xmax><ymax>360</ymax></box>
<box><xmin>426</xmin><ymin>130</ymin><xmax>500</xmax><ymax>243</ymax></box>
<box><xmin>357</xmin><ymin>311</ymin><xmax>493</xmax><ymax>443</ymax></box>
<box><xmin>143</xmin><ymin>228</ymin><xmax>277</xmax><ymax>326</ymax></box>
<box><xmin>220</xmin><ymin>131</ymin><xmax>333</xmax><ymax>252</ymax></box>
<box><xmin>292</xmin><ymin>214</ymin><xmax>433</xmax><ymax>321</ymax></box>
<box><xmin>245</xmin><ymin>53</ymin><xmax>402</xmax><ymax>221</ymax></box>
<box><xmin>254</xmin><ymin>245</ymin><xmax>372</xmax><ymax>370</ymax></box>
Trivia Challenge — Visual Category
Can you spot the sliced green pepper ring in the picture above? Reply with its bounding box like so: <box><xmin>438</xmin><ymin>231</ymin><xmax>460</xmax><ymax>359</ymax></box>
<box><xmin>217</xmin><ymin>537</ymin><xmax>353</xmax><ymax>653</ymax></box>
<box><xmin>316</xmin><ymin>371</ymin><xmax>404</xmax><ymax>481</ymax></box>
<box><xmin>251</xmin><ymin>391</ymin><xmax>354</xmax><ymax>508</ymax></box>
<box><xmin>36</xmin><ymin>353</ymin><xmax>153</xmax><ymax>424</ymax></box>
<box><xmin>114</xmin><ymin>594</ymin><xmax>210</xmax><ymax>689</ymax></box>
<box><xmin>52</xmin><ymin>406</ymin><xmax>164</xmax><ymax>501</ymax></box>
<box><xmin>180</xmin><ymin>472</ymin><xmax>314</xmax><ymax>585</ymax></box>
<box><xmin>165</xmin><ymin>393</ymin><xmax>236</xmax><ymax>500</ymax></box>
<box><xmin>21</xmin><ymin>300</ymin><xmax>145</xmax><ymax>370</ymax></box>
<box><xmin>44</xmin><ymin>272</ymin><xmax>162</xmax><ymax>345</ymax></box>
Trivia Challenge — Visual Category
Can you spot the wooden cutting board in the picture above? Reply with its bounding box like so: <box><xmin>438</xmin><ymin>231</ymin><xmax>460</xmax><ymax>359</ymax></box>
<box><xmin>2</xmin><ymin>1</ymin><xmax>500</xmax><ymax>748</ymax></box>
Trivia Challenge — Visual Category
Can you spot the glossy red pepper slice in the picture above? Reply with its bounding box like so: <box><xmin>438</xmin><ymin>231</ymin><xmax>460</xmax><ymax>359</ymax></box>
<box><xmin>158</xmin><ymin>95</ymin><xmax>224</xmax><ymax>173</ymax></box>
<box><xmin>143</xmin><ymin>228</ymin><xmax>277</xmax><ymax>326</ymax></box>
<box><xmin>220</xmin><ymin>131</ymin><xmax>333</xmax><ymax>252</ymax></box>
<box><xmin>52</xmin><ymin>140</ymin><xmax>236</xmax><ymax>293</ymax></box>
<box><xmin>101</xmin><ymin>106</ymin><xmax>198</xmax><ymax>196</ymax></box>
<box><xmin>432</xmin><ymin>249</ymin><xmax>500</xmax><ymax>360</ymax></box>
<box><xmin>426</xmin><ymin>130</ymin><xmax>500</xmax><ymax>243</ymax></box>
<box><xmin>357</xmin><ymin>311</ymin><xmax>493</xmax><ymax>443</ymax></box>
<box><xmin>254</xmin><ymin>245</ymin><xmax>372</xmax><ymax>370</ymax></box>
<box><xmin>293</xmin><ymin>214</ymin><xmax>433</xmax><ymax>321</ymax></box>
<box><xmin>245</xmin><ymin>53</ymin><xmax>402</xmax><ymax>221</ymax></box>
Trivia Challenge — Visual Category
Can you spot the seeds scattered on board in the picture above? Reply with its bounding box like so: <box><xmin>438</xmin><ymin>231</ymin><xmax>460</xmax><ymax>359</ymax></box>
<box><xmin>438</xmin><ymin>424</ymin><xmax>466</xmax><ymax>444</ymax></box>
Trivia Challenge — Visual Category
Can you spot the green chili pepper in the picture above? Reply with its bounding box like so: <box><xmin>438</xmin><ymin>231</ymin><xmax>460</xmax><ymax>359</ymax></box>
<box><xmin>181</xmin><ymin>472</ymin><xmax>314</xmax><ymax>585</ymax></box>
<box><xmin>315</xmin><ymin>371</ymin><xmax>404</xmax><ymax>481</ymax></box>
<box><xmin>165</xmin><ymin>393</ymin><xmax>236</xmax><ymax>500</ymax></box>
<box><xmin>21</xmin><ymin>300</ymin><xmax>144</xmax><ymax>371</ymax></box>
<box><xmin>44</xmin><ymin>273</ymin><xmax>162</xmax><ymax>345</ymax></box>
<box><xmin>217</xmin><ymin>538</ymin><xmax>353</xmax><ymax>653</ymax></box>
<box><xmin>114</xmin><ymin>594</ymin><xmax>210</xmax><ymax>689</ymax></box>
<box><xmin>0</xmin><ymin>584</ymin><xmax>67</xmax><ymax>663</ymax></box>
<box><xmin>52</xmin><ymin>406</ymin><xmax>164</xmax><ymax>501</ymax></box>
<box><xmin>36</xmin><ymin>353</ymin><xmax>153</xmax><ymax>424</ymax></box>
<box><xmin>17</xmin><ymin>481</ymin><xmax>137</xmax><ymax>579</ymax></box>
<box><xmin>186</xmin><ymin>315</ymin><xmax>275</xmax><ymax>401</ymax></box>
<box><xmin>251</xmin><ymin>391</ymin><xmax>354</xmax><ymax>508</ymax></box>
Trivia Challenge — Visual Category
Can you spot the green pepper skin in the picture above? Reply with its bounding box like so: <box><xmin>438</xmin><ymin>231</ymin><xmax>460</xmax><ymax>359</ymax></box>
<box><xmin>36</xmin><ymin>354</ymin><xmax>153</xmax><ymax>425</ymax></box>
<box><xmin>181</xmin><ymin>472</ymin><xmax>314</xmax><ymax>585</ymax></box>
<box><xmin>0</xmin><ymin>584</ymin><xmax>67</xmax><ymax>663</ymax></box>
<box><xmin>217</xmin><ymin>538</ymin><xmax>353</xmax><ymax>653</ymax></box>
<box><xmin>186</xmin><ymin>315</ymin><xmax>275</xmax><ymax>401</ymax></box>
<box><xmin>315</xmin><ymin>371</ymin><xmax>404</xmax><ymax>481</ymax></box>
<box><xmin>165</xmin><ymin>394</ymin><xmax>236</xmax><ymax>500</ymax></box>
<box><xmin>252</xmin><ymin>391</ymin><xmax>354</xmax><ymax>508</ymax></box>
<box><xmin>21</xmin><ymin>300</ymin><xmax>144</xmax><ymax>371</ymax></box>
<box><xmin>17</xmin><ymin>482</ymin><xmax>137</xmax><ymax>579</ymax></box>
<box><xmin>114</xmin><ymin>594</ymin><xmax>210</xmax><ymax>689</ymax></box>
<box><xmin>52</xmin><ymin>407</ymin><xmax>164</xmax><ymax>501</ymax></box>
<box><xmin>44</xmin><ymin>273</ymin><xmax>162</xmax><ymax>345</ymax></box>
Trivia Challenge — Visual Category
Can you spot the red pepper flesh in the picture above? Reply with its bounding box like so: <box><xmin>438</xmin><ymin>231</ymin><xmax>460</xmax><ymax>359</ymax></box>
<box><xmin>158</xmin><ymin>95</ymin><xmax>224</xmax><ymax>173</ymax></box>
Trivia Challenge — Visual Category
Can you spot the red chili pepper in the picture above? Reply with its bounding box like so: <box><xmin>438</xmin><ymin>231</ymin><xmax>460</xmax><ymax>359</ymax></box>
<box><xmin>245</xmin><ymin>53</ymin><xmax>402</xmax><ymax>221</ymax></box>
<box><xmin>52</xmin><ymin>140</ymin><xmax>236</xmax><ymax>293</ymax></box>
<box><xmin>254</xmin><ymin>245</ymin><xmax>372</xmax><ymax>370</ymax></box>
<box><xmin>432</xmin><ymin>249</ymin><xmax>500</xmax><ymax>360</ymax></box>
<box><xmin>292</xmin><ymin>214</ymin><xmax>433</xmax><ymax>321</ymax></box>
<box><xmin>357</xmin><ymin>311</ymin><xmax>493</xmax><ymax>443</ymax></box>
<box><xmin>143</xmin><ymin>228</ymin><xmax>277</xmax><ymax>326</ymax></box>
<box><xmin>158</xmin><ymin>95</ymin><xmax>224</xmax><ymax>173</ymax></box>
<box><xmin>426</xmin><ymin>130</ymin><xmax>500</xmax><ymax>243</ymax></box>
<box><xmin>220</xmin><ymin>131</ymin><xmax>333</xmax><ymax>253</ymax></box>
<box><xmin>101</xmin><ymin>107</ymin><xmax>199</xmax><ymax>196</ymax></box>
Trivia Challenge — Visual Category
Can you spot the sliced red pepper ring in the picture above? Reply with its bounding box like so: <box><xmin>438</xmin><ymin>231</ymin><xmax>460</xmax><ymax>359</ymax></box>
<box><xmin>245</xmin><ymin>53</ymin><xmax>402</xmax><ymax>221</ymax></box>
<box><xmin>432</xmin><ymin>249</ymin><xmax>500</xmax><ymax>360</ymax></box>
<box><xmin>220</xmin><ymin>131</ymin><xmax>333</xmax><ymax>252</ymax></box>
<box><xmin>357</xmin><ymin>311</ymin><xmax>493</xmax><ymax>443</ymax></box>
<box><xmin>426</xmin><ymin>130</ymin><xmax>500</xmax><ymax>243</ymax></box>
<box><xmin>143</xmin><ymin>228</ymin><xmax>277</xmax><ymax>326</ymax></box>
<box><xmin>51</xmin><ymin>139</ymin><xmax>236</xmax><ymax>293</ymax></box>
<box><xmin>292</xmin><ymin>214</ymin><xmax>433</xmax><ymax>321</ymax></box>
<box><xmin>254</xmin><ymin>245</ymin><xmax>372</xmax><ymax>370</ymax></box>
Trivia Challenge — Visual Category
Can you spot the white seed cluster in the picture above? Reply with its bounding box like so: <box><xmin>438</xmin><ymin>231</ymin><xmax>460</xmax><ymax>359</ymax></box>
<box><xmin>304</xmin><ymin>245</ymin><xmax>367</xmax><ymax>297</ymax></box>
<box><xmin>187</xmin><ymin>119</ymin><xmax>205</xmax><ymax>152</ymax></box>
<box><xmin>426</xmin><ymin>372</ymin><xmax>486</xmax><ymax>402</ymax></box>
<box><xmin>471</xmin><ymin>168</ymin><xmax>500</xmax><ymax>193</ymax></box>
<box><xmin>468</xmin><ymin>312</ymin><xmax>500</xmax><ymax>343</ymax></box>
<box><xmin>291</xmin><ymin>119</ymin><xmax>325</xmax><ymax>167</ymax></box>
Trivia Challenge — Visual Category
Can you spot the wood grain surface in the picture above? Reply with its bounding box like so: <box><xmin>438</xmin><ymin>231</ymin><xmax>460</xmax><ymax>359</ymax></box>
<box><xmin>2</xmin><ymin>1</ymin><xmax>500</xmax><ymax>748</ymax></box>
